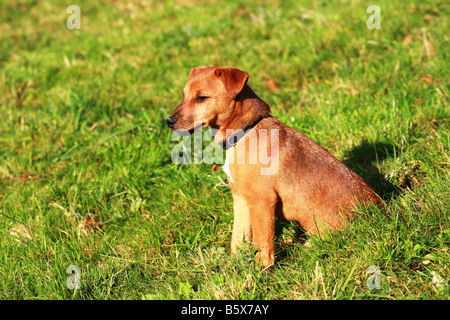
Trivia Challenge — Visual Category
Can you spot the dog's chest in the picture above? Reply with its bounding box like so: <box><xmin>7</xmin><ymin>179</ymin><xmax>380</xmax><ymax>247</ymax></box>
<box><xmin>222</xmin><ymin>154</ymin><xmax>233</xmax><ymax>183</ymax></box>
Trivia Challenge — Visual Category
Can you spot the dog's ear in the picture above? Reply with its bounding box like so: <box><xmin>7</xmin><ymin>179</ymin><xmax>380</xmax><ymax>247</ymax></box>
<box><xmin>214</xmin><ymin>67</ymin><xmax>249</xmax><ymax>99</ymax></box>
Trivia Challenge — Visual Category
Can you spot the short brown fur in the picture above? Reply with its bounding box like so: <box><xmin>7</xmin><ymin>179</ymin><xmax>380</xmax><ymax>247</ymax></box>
<box><xmin>167</xmin><ymin>66</ymin><xmax>381</xmax><ymax>268</ymax></box>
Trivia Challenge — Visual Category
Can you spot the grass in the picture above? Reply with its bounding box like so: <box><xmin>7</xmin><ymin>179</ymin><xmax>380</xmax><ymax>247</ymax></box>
<box><xmin>0</xmin><ymin>0</ymin><xmax>449</xmax><ymax>300</ymax></box>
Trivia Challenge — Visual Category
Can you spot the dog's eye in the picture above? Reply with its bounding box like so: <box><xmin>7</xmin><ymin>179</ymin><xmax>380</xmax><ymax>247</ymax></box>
<box><xmin>195</xmin><ymin>96</ymin><xmax>209</xmax><ymax>102</ymax></box>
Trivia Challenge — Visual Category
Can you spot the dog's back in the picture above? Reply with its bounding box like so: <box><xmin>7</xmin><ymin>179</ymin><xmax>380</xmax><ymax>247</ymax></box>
<box><xmin>268</xmin><ymin>117</ymin><xmax>380</xmax><ymax>233</ymax></box>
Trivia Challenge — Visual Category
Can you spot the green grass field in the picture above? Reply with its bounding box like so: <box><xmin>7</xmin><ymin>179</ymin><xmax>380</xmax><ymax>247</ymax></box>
<box><xmin>0</xmin><ymin>0</ymin><xmax>449</xmax><ymax>300</ymax></box>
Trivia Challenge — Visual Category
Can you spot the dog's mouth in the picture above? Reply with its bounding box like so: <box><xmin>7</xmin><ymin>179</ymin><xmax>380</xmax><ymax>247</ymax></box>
<box><xmin>173</xmin><ymin>122</ymin><xmax>206</xmax><ymax>136</ymax></box>
<box><xmin>188</xmin><ymin>122</ymin><xmax>207</xmax><ymax>134</ymax></box>
<box><xmin>188</xmin><ymin>122</ymin><xmax>205</xmax><ymax>134</ymax></box>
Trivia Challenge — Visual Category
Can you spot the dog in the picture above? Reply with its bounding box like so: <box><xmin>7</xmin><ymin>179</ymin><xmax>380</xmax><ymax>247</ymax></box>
<box><xmin>167</xmin><ymin>66</ymin><xmax>381</xmax><ymax>268</ymax></box>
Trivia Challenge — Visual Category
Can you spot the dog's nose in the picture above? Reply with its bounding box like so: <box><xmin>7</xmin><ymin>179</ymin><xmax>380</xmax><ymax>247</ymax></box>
<box><xmin>166</xmin><ymin>117</ymin><xmax>177</xmax><ymax>129</ymax></box>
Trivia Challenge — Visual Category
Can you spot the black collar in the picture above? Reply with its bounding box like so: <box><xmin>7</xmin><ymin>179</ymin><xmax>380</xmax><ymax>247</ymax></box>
<box><xmin>219</xmin><ymin>116</ymin><xmax>265</xmax><ymax>150</ymax></box>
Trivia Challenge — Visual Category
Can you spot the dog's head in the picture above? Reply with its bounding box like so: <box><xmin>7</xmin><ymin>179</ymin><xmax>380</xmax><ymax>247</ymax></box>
<box><xmin>166</xmin><ymin>66</ymin><xmax>249</xmax><ymax>132</ymax></box>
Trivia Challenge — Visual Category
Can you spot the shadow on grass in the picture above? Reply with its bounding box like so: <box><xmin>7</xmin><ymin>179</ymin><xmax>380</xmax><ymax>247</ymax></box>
<box><xmin>340</xmin><ymin>139</ymin><xmax>400</xmax><ymax>201</ymax></box>
<box><xmin>274</xmin><ymin>139</ymin><xmax>401</xmax><ymax>262</ymax></box>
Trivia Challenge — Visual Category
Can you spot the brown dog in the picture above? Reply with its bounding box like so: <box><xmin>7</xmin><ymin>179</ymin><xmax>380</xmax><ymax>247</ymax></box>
<box><xmin>167</xmin><ymin>66</ymin><xmax>381</xmax><ymax>268</ymax></box>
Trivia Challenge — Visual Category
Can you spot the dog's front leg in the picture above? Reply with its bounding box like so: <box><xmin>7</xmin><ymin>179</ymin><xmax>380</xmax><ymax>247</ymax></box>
<box><xmin>230</xmin><ymin>193</ymin><xmax>252</xmax><ymax>257</ymax></box>
<box><xmin>249</xmin><ymin>199</ymin><xmax>276</xmax><ymax>268</ymax></box>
